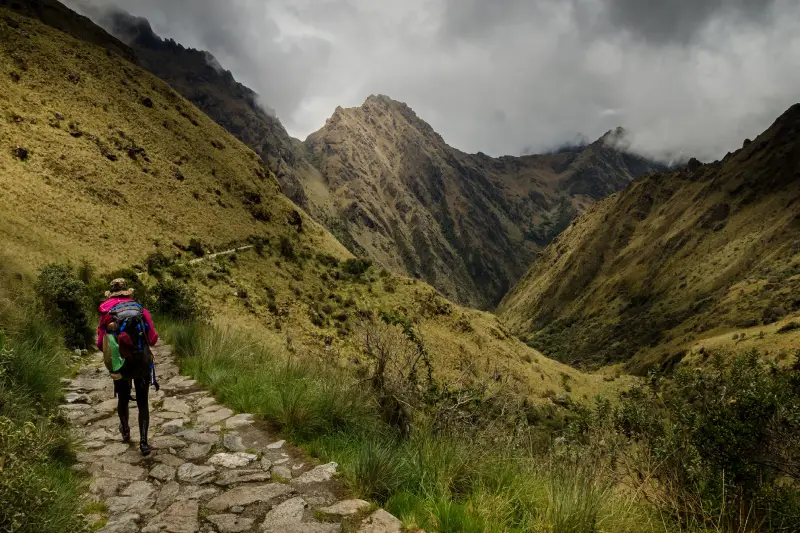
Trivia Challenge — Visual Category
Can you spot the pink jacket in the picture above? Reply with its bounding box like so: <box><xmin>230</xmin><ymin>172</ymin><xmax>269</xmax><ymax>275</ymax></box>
<box><xmin>96</xmin><ymin>297</ymin><xmax>159</xmax><ymax>350</ymax></box>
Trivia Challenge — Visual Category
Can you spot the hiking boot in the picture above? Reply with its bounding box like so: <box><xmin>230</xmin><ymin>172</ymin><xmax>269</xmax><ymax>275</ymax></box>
<box><xmin>139</xmin><ymin>418</ymin><xmax>150</xmax><ymax>456</ymax></box>
<box><xmin>139</xmin><ymin>441</ymin><xmax>152</xmax><ymax>456</ymax></box>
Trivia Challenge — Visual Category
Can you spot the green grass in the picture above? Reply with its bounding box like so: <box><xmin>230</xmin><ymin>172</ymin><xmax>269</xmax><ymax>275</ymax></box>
<box><xmin>0</xmin><ymin>262</ymin><xmax>91</xmax><ymax>533</ymax></box>
<box><xmin>167</xmin><ymin>319</ymin><xmax>659</xmax><ymax>533</ymax></box>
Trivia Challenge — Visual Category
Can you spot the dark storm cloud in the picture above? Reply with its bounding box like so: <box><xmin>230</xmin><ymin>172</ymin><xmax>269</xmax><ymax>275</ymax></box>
<box><xmin>64</xmin><ymin>0</ymin><xmax>800</xmax><ymax>163</ymax></box>
<box><xmin>602</xmin><ymin>0</ymin><xmax>778</xmax><ymax>44</ymax></box>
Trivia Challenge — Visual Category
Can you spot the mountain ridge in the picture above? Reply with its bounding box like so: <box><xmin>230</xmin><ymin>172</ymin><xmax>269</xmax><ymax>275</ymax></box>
<box><xmin>302</xmin><ymin>93</ymin><xmax>666</xmax><ymax>307</ymax></box>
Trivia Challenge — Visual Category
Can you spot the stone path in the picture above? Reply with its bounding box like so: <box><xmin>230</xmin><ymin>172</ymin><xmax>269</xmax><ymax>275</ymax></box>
<box><xmin>62</xmin><ymin>344</ymin><xmax>403</xmax><ymax>533</ymax></box>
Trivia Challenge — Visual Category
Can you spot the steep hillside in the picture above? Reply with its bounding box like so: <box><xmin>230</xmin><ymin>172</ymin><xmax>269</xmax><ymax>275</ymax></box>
<box><xmin>304</xmin><ymin>96</ymin><xmax>664</xmax><ymax>308</ymax></box>
<box><xmin>66</xmin><ymin>7</ymin><xmax>664</xmax><ymax>309</ymax></box>
<box><xmin>0</xmin><ymin>4</ymin><xmax>632</xmax><ymax>409</ymax></box>
<box><xmin>500</xmin><ymin>104</ymin><xmax>800</xmax><ymax>372</ymax></box>
<box><xmin>93</xmin><ymin>9</ymin><xmax>319</xmax><ymax>211</ymax></box>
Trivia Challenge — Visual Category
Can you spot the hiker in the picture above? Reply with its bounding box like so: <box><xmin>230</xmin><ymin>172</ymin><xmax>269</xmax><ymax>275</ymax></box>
<box><xmin>96</xmin><ymin>278</ymin><xmax>159</xmax><ymax>456</ymax></box>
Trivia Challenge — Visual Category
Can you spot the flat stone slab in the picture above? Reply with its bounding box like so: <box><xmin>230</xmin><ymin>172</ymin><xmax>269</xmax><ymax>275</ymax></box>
<box><xmin>97</xmin><ymin>512</ymin><xmax>141</xmax><ymax>533</ymax></box>
<box><xmin>161</xmin><ymin>419</ymin><xmax>185</xmax><ymax>435</ymax></box>
<box><xmin>155</xmin><ymin>454</ymin><xmax>186</xmax><ymax>468</ymax></box>
<box><xmin>208</xmin><ymin>452</ymin><xmax>257</xmax><ymax>469</ymax></box>
<box><xmin>261</xmin><ymin>497</ymin><xmax>306</xmax><ymax>531</ymax></box>
<box><xmin>149</xmin><ymin>464</ymin><xmax>176</xmax><ymax>482</ymax></box>
<box><xmin>156</xmin><ymin>482</ymin><xmax>181</xmax><ymax>511</ymax></box>
<box><xmin>65</xmin><ymin>392</ymin><xmax>92</xmax><ymax>404</ymax></box>
<box><xmin>91</xmin><ymin>458</ymin><xmax>146</xmax><ymax>481</ymax></box>
<box><xmin>180</xmin><ymin>443</ymin><xmax>213</xmax><ymax>460</ymax></box>
<box><xmin>162</xmin><ymin>398</ymin><xmax>192</xmax><ymax>414</ymax></box>
<box><xmin>225</xmin><ymin>413</ymin><xmax>254</xmax><ymax>429</ymax></box>
<box><xmin>178</xmin><ymin>429</ymin><xmax>219</xmax><ymax>444</ymax></box>
<box><xmin>215</xmin><ymin>469</ymin><xmax>271</xmax><ymax>486</ymax></box>
<box><xmin>107</xmin><ymin>480</ymin><xmax>157</xmax><ymax>514</ymax></box>
<box><xmin>151</xmin><ymin>435</ymin><xmax>187</xmax><ymax>449</ymax></box>
<box><xmin>359</xmin><ymin>509</ymin><xmax>402</xmax><ymax>533</ymax></box>
<box><xmin>266</xmin><ymin>440</ymin><xmax>285</xmax><ymax>450</ymax></box>
<box><xmin>206</xmin><ymin>483</ymin><xmax>293</xmax><ymax>512</ymax></box>
<box><xmin>94</xmin><ymin>442</ymin><xmax>130</xmax><ymax>457</ymax></box>
<box><xmin>207</xmin><ymin>514</ymin><xmax>255</xmax><ymax>533</ymax></box>
<box><xmin>90</xmin><ymin>477</ymin><xmax>125</xmax><ymax>498</ymax></box>
<box><xmin>196</xmin><ymin>407</ymin><xmax>233</xmax><ymax>426</ymax></box>
<box><xmin>291</xmin><ymin>462</ymin><xmax>338</xmax><ymax>485</ymax></box>
<box><xmin>319</xmin><ymin>499</ymin><xmax>371</xmax><ymax>517</ymax></box>
<box><xmin>223</xmin><ymin>434</ymin><xmax>246</xmax><ymax>452</ymax></box>
<box><xmin>271</xmin><ymin>465</ymin><xmax>292</xmax><ymax>480</ymax></box>
<box><xmin>177</xmin><ymin>463</ymin><xmax>216</xmax><ymax>484</ymax></box>
<box><xmin>196</xmin><ymin>397</ymin><xmax>216</xmax><ymax>408</ymax></box>
<box><xmin>141</xmin><ymin>500</ymin><xmax>199</xmax><ymax>533</ymax></box>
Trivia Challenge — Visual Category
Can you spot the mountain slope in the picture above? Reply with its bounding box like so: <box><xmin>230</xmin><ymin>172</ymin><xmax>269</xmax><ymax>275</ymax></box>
<box><xmin>0</xmin><ymin>3</ymin><xmax>632</xmax><ymax>409</ymax></box>
<box><xmin>92</xmin><ymin>10</ymin><xmax>318</xmax><ymax>211</ymax></box>
<box><xmin>303</xmin><ymin>96</ymin><xmax>664</xmax><ymax>308</ymax></box>
<box><xmin>69</xmin><ymin>8</ymin><xmax>664</xmax><ymax>309</ymax></box>
<box><xmin>500</xmin><ymin>104</ymin><xmax>800</xmax><ymax>372</ymax></box>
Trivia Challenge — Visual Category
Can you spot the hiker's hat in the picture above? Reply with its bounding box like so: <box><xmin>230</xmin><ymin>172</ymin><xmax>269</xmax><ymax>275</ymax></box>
<box><xmin>105</xmin><ymin>278</ymin><xmax>134</xmax><ymax>298</ymax></box>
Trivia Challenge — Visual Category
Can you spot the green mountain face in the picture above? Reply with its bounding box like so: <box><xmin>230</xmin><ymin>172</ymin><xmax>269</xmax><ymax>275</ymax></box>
<box><xmin>500</xmin><ymin>104</ymin><xmax>800</xmax><ymax>372</ymax></box>
<box><xmin>91</xmin><ymin>11</ymin><xmax>665</xmax><ymax>309</ymax></box>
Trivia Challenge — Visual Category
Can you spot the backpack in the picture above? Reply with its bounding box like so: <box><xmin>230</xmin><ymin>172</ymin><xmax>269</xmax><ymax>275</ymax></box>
<box><xmin>109</xmin><ymin>301</ymin><xmax>153</xmax><ymax>378</ymax></box>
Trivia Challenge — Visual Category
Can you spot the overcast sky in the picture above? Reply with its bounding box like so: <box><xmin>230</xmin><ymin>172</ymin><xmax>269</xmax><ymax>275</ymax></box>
<box><xmin>66</xmin><ymin>0</ymin><xmax>800</xmax><ymax>162</ymax></box>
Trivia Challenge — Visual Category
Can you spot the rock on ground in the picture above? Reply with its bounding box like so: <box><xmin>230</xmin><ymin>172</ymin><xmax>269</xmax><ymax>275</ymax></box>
<box><xmin>359</xmin><ymin>509</ymin><xmax>402</xmax><ymax>533</ymax></box>
<box><xmin>206</xmin><ymin>514</ymin><xmax>255</xmax><ymax>533</ymax></box>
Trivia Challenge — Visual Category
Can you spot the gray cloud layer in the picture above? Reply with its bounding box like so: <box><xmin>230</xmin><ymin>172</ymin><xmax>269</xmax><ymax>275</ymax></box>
<box><xmin>66</xmin><ymin>0</ymin><xmax>800</xmax><ymax>162</ymax></box>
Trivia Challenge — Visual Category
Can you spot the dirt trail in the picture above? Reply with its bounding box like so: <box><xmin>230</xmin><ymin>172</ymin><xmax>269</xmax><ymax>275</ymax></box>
<box><xmin>61</xmin><ymin>343</ymin><xmax>402</xmax><ymax>533</ymax></box>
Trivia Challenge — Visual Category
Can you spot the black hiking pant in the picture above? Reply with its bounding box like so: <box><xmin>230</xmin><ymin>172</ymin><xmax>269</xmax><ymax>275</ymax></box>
<box><xmin>115</xmin><ymin>377</ymin><xmax>150</xmax><ymax>444</ymax></box>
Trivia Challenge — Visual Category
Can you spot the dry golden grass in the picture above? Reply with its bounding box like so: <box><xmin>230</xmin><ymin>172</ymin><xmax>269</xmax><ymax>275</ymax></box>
<box><xmin>0</xmin><ymin>9</ymin><xmax>346</xmax><ymax>269</ymax></box>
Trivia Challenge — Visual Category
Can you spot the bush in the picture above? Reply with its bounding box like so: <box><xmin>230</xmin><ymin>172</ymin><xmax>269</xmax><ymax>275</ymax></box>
<box><xmin>316</xmin><ymin>253</ymin><xmax>340</xmax><ymax>268</ymax></box>
<box><xmin>152</xmin><ymin>279</ymin><xmax>204</xmax><ymax>320</ymax></box>
<box><xmin>34</xmin><ymin>264</ymin><xmax>93</xmax><ymax>348</ymax></box>
<box><xmin>578</xmin><ymin>350</ymin><xmax>800</xmax><ymax>532</ymax></box>
<box><xmin>341</xmin><ymin>258</ymin><xmax>372</xmax><ymax>278</ymax></box>
<box><xmin>187</xmin><ymin>238</ymin><xmax>205</xmax><ymax>257</ymax></box>
<box><xmin>777</xmin><ymin>321</ymin><xmax>800</xmax><ymax>334</ymax></box>
<box><xmin>279</xmin><ymin>236</ymin><xmax>295</xmax><ymax>260</ymax></box>
<box><xmin>145</xmin><ymin>251</ymin><xmax>172</xmax><ymax>276</ymax></box>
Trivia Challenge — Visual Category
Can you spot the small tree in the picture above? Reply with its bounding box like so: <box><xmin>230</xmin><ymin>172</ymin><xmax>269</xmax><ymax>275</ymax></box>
<box><xmin>358</xmin><ymin>314</ymin><xmax>432</xmax><ymax>435</ymax></box>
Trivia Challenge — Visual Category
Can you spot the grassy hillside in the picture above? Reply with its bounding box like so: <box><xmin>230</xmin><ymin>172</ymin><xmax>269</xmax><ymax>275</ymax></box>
<box><xmin>500</xmin><ymin>104</ymin><xmax>800</xmax><ymax>372</ymax></box>
<box><xmin>0</xmin><ymin>5</ymin><xmax>630</xmax><ymax>411</ymax></box>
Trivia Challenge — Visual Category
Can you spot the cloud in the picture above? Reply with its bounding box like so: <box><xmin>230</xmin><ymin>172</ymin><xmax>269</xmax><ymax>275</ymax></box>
<box><xmin>64</xmin><ymin>0</ymin><xmax>800</xmax><ymax>162</ymax></box>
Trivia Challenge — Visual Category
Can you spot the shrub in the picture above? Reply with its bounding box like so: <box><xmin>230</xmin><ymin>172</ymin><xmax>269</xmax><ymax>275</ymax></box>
<box><xmin>341</xmin><ymin>258</ymin><xmax>372</xmax><ymax>278</ymax></box>
<box><xmin>145</xmin><ymin>251</ymin><xmax>172</xmax><ymax>276</ymax></box>
<box><xmin>152</xmin><ymin>279</ymin><xmax>204</xmax><ymax>320</ymax></box>
<box><xmin>34</xmin><ymin>264</ymin><xmax>93</xmax><ymax>348</ymax></box>
<box><xmin>777</xmin><ymin>321</ymin><xmax>800</xmax><ymax>334</ymax></box>
<box><xmin>187</xmin><ymin>238</ymin><xmax>205</xmax><ymax>257</ymax></box>
<box><xmin>316</xmin><ymin>253</ymin><xmax>340</xmax><ymax>268</ymax></box>
<box><xmin>279</xmin><ymin>236</ymin><xmax>295</xmax><ymax>260</ymax></box>
<box><xmin>580</xmin><ymin>350</ymin><xmax>800</xmax><ymax>532</ymax></box>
